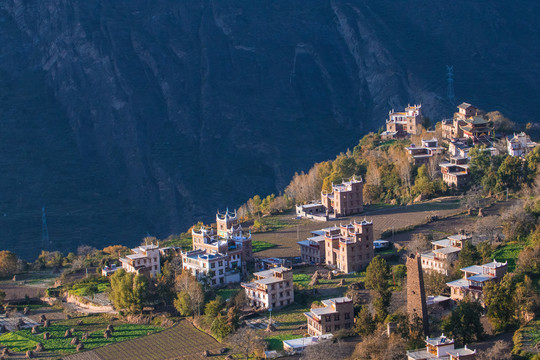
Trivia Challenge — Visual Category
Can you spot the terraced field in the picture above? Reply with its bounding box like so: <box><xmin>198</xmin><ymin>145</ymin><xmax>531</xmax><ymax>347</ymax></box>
<box><xmin>64</xmin><ymin>320</ymin><xmax>224</xmax><ymax>360</ymax></box>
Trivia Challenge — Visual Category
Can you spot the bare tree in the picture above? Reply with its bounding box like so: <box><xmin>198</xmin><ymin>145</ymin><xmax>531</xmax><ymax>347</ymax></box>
<box><xmin>407</xmin><ymin>233</ymin><xmax>432</xmax><ymax>254</ymax></box>
<box><xmin>285</xmin><ymin>165</ymin><xmax>322</xmax><ymax>203</ymax></box>
<box><xmin>427</xmin><ymin>154</ymin><xmax>443</xmax><ymax>180</ymax></box>
<box><xmin>474</xmin><ymin>216</ymin><xmax>501</xmax><ymax>243</ymax></box>
<box><xmin>227</xmin><ymin>327</ymin><xmax>265</xmax><ymax>360</ymax></box>
<box><xmin>477</xmin><ymin>340</ymin><xmax>511</xmax><ymax>360</ymax></box>
<box><xmin>189</xmin><ymin>281</ymin><xmax>204</xmax><ymax>316</ymax></box>
<box><xmin>77</xmin><ymin>245</ymin><xmax>96</xmax><ymax>257</ymax></box>
<box><xmin>301</xmin><ymin>339</ymin><xmax>350</xmax><ymax>360</ymax></box>
<box><xmin>352</xmin><ymin>332</ymin><xmax>405</xmax><ymax>360</ymax></box>
<box><xmin>366</xmin><ymin>160</ymin><xmax>381</xmax><ymax>186</ymax></box>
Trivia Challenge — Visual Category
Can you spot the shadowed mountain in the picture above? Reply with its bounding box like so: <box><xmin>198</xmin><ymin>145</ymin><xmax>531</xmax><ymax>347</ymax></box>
<box><xmin>0</xmin><ymin>0</ymin><xmax>538</xmax><ymax>258</ymax></box>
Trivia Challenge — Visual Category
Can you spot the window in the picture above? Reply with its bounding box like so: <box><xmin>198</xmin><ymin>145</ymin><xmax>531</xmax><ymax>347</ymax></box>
<box><xmin>326</xmin><ymin>326</ymin><xmax>331</xmax><ymax>332</ymax></box>
<box><xmin>344</xmin><ymin>323</ymin><xmax>351</xmax><ymax>329</ymax></box>
<box><xmin>344</xmin><ymin>313</ymin><xmax>350</xmax><ymax>320</ymax></box>
<box><xmin>211</xmin><ymin>262</ymin><xmax>215</xmax><ymax>268</ymax></box>
<box><xmin>325</xmin><ymin>316</ymin><xmax>331</xmax><ymax>322</ymax></box>
<box><xmin>218</xmin><ymin>261</ymin><xmax>223</xmax><ymax>266</ymax></box>
<box><xmin>334</xmin><ymin>314</ymin><xmax>340</xmax><ymax>321</ymax></box>
<box><xmin>334</xmin><ymin>325</ymin><xmax>340</xmax><ymax>331</ymax></box>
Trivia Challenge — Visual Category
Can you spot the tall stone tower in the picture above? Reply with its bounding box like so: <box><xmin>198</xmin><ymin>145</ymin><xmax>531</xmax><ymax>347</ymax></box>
<box><xmin>406</xmin><ymin>253</ymin><xmax>429</xmax><ymax>336</ymax></box>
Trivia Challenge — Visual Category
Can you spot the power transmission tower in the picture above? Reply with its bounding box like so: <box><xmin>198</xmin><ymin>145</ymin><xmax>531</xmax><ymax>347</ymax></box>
<box><xmin>446</xmin><ymin>65</ymin><xmax>455</xmax><ymax>104</ymax></box>
<box><xmin>42</xmin><ymin>206</ymin><xmax>50</xmax><ymax>246</ymax></box>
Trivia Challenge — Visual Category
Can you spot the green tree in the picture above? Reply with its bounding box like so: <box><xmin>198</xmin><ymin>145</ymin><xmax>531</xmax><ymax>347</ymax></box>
<box><xmin>205</xmin><ymin>297</ymin><xmax>223</xmax><ymax>318</ymax></box>
<box><xmin>457</xmin><ymin>242</ymin><xmax>481</xmax><ymax>269</ymax></box>
<box><xmin>497</xmin><ymin>155</ymin><xmax>524</xmax><ymax>191</ymax></box>
<box><xmin>174</xmin><ymin>291</ymin><xmax>192</xmax><ymax>316</ymax></box>
<box><xmin>365</xmin><ymin>256</ymin><xmax>392</xmax><ymax>322</ymax></box>
<box><xmin>355</xmin><ymin>306</ymin><xmax>375</xmax><ymax>336</ymax></box>
<box><xmin>211</xmin><ymin>316</ymin><xmax>232</xmax><ymax>341</ymax></box>
<box><xmin>442</xmin><ymin>298</ymin><xmax>484</xmax><ymax>344</ymax></box>
<box><xmin>109</xmin><ymin>269</ymin><xmax>148</xmax><ymax>313</ymax></box>
<box><xmin>412</xmin><ymin>165</ymin><xmax>436</xmax><ymax>197</ymax></box>
<box><xmin>483</xmin><ymin>274</ymin><xmax>517</xmax><ymax>332</ymax></box>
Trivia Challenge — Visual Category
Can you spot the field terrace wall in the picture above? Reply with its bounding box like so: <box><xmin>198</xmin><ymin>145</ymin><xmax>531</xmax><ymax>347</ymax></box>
<box><xmin>324</xmin><ymin>220</ymin><xmax>374</xmax><ymax>273</ymax></box>
<box><xmin>304</xmin><ymin>297</ymin><xmax>354</xmax><ymax>336</ymax></box>
<box><xmin>241</xmin><ymin>266</ymin><xmax>293</xmax><ymax>310</ymax></box>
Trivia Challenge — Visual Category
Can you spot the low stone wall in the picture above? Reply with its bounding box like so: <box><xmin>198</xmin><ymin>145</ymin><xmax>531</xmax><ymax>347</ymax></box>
<box><xmin>65</xmin><ymin>294</ymin><xmax>116</xmax><ymax>313</ymax></box>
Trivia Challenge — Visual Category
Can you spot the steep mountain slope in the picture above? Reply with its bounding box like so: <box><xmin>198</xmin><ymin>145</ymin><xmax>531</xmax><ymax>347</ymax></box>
<box><xmin>0</xmin><ymin>0</ymin><xmax>538</xmax><ymax>258</ymax></box>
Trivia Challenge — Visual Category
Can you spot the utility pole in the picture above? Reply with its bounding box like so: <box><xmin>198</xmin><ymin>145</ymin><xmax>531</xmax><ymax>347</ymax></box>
<box><xmin>446</xmin><ymin>65</ymin><xmax>455</xmax><ymax>104</ymax></box>
<box><xmin>41</xmin><ymin>206</ymin><xmax>50</xmax><ymax>247</ymax></box>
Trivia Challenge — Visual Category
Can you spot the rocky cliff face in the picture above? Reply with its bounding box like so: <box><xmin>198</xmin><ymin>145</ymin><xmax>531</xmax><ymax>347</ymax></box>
<box><xmin>0</xmin><ymin>0</ymin><xmax>539</xmax><ymax>257</ymax></box>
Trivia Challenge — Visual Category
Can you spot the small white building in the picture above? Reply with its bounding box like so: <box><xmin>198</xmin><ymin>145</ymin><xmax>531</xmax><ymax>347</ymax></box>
<box><xmin>507</xmin><ymin>132</ymin><xmax>538</xmax><ymax>157</ymax></box>
<box><xmin>407</xmin><ymin>334</ymin><xmax>476</xmax><ymax>360</ymax></box>
<box><xmin>283</xmin><ymin>334</ymin><xmax>333</xmax><ymax>354</ymax></box>
<box><xmin>119</xmin><ymin>244</ymin><xmax>161</xmax><ymax>277</ymax></box>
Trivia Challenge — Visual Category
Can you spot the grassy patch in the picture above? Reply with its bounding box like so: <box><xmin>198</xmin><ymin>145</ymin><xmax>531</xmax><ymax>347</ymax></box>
<box><xmin>161</xmin><ymin>234</ymin><xmax>193</xmax><ymax>250</ymax></box>
<box><xmin>252</xmin><ymin>241</ymin><xmax>278</xmax><ymax>253</ymax></box>
<box><xmin>265</xmin><ymin>333</ymin><xmax>300</xmax><ymax>351</ymax></box>
<box><xmin>215</xmin><ymin>288</ymin><xmax>239</xmax><ymax>301</ymax></box>
<box><xmin>0</xmin><ymin>332</ymin><xmax>38</xmax><ymax>352</ymax></box>
<box><xmin>491</xmin><ymin>242</ymin><xmax>524</xmax><ymax>272</ymax></box>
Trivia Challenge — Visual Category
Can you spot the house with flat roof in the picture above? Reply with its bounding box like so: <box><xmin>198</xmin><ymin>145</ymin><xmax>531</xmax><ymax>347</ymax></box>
<box><xmin>442</xmin><ymin>103</ymin><xmax>482</xmax><ymax>140</ymax></box>
<box><xmin>324</xmin><ymin>220</ymin><xmax>374</xmax><ymax>273</ymax></box>
<box><xmin>440</xmin><ymin>157</ymin><xmax>470</xmax><ymax>188</ymax></box>
<box><xmin>447</xmin><ymin>259</ymin><xmax>507</xmax><ymax>303</ymax></box>
<box><xmin>119</xmin><ymin>244</ymin><xmax>161</xmax><ymax>277</ymax></box>
<box><xmin>241</xmin><ymin>267</ymin><xmax>294</xmax><ymax>310</ymax></box>
<box><xmin>298</xmin><ymin>230</ymin><xmax>326</xmax><ymax>264</ymax></box>
<box><xmin>421</xmin><ymin>233</ymin><xmax>471</xmax><ymax>276</ymax></box>
<box><xmin>296</xmin><ymin>201</ymin><xmax>328</xmax><ymax>221</ymax></box>
<box><xmin>382</xmin><ymin>104</ymin><xmax>424</xmax><ymax>140</ymax></box>
<box><xmin>181</xmin><ymin>249</ymin><xmax>240</xmax><ymax>287</ymax></box>
<box><xmin>321</xmin><ymin>176</ymin><xmax>364</xmax><ymax>217</ymax></box>
<box><xmin>304</xmin><ymin>297</ymin><xmax>354</xmax><ymax>336</ymax></box>
<box><xmin>405</xmin><ymin>139</ymin><xmax>444</xmax><ymax>166</ymax></box>
<box><xmin>507</xmin><ymin>132</ymin><xmax>538</xmax><ymax>157</ymax></box>
<box><xmin>283</xmin><ymin>334</ymin><xmax>333</xmax><ymax>354</ymax></box>
<box><xmin>407</xmin><ymin>334</ymin><xmax>476</xmax><ymax>360</ymax></box>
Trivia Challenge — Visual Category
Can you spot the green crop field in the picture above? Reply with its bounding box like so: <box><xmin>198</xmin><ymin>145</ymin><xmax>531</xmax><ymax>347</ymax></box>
<box><xmin>252</xmin><ymin>240</ymin><xmax>278</xmax><ymax>253</ymax></box>
<box><xmin>0</xmin><ymin>315</ymin><xmax>162</xmax><ymax>356</ymax></box>
<box><xmin>491</xmin><ymin>242</ymin><xmax>524</xmax><ymax>272</ymax></box>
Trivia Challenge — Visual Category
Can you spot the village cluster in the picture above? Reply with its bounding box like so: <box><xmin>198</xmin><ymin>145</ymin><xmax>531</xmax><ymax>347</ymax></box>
<box><xmin>94</xmin><ymin>103</ymin><xmax>540</xmax><ymax>359</ymax></box>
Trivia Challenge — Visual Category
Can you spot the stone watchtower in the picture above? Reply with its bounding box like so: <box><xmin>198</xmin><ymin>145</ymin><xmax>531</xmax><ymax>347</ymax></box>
<box><xmin>406</xmin><ymin>253</ymin><xmax>430</xmax><ymax>336</ymax></box>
